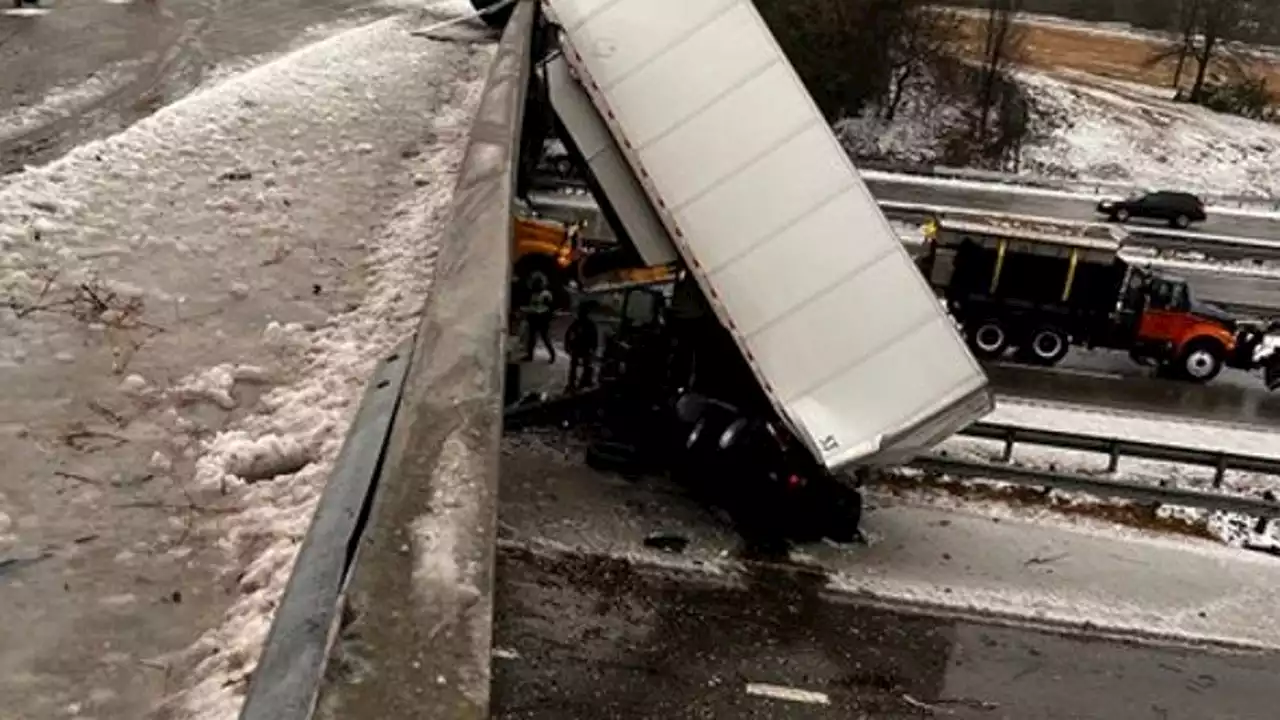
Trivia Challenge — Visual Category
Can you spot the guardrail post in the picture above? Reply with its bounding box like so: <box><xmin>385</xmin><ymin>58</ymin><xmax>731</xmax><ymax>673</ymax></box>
<box><xmin>1000</xmin><ymin>428</ymin><xmax>1015</xmax><ymax>463</ymax></box>
<box><xmin>1214</xmin><ymin>455</ymin><xmax>1227</xmax><ymax>489</ymax></box>
<box><xmin>1106</xmin><ymin>441</ymin><xmax>1120</xmax><ymax>473</ymax></box>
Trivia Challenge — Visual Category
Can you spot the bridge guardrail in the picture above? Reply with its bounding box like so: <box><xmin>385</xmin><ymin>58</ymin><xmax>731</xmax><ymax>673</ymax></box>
<box><xmin>931</xmin><ymin>421</ymin><xmax>1280</xmax><ymax>523</ymax></box>
<box><xmin>879</xmin><ymin>200</ymin><xmax>1280</xmax><ymax>260</ymax></box>
<box><xmin>859</xmin><ymin>162</ymin><xmax>1280</xmax><ymax>212</ymax></box>
<box><xmin>237</xmin><ymin>3</ymin><xmax>537</xmax><ymax>719</ymax></box>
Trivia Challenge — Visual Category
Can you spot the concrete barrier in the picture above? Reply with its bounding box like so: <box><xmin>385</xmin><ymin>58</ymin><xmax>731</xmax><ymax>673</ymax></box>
<box><xmin>315</xmin><ymin>2</ymin><xmax>534</xmax><ymax>718</ymax></box>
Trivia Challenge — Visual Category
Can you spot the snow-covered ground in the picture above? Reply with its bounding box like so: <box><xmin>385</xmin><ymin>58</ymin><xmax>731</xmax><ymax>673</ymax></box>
<box><xmin>840</xmin><ymin>63</ymin><xmax>1280</xmax><ymax>201</ymax></box>
<box><xmin>0</xmin><ymin>2</ymin><xmax>494</xmax><ymax>718</ymax></box>
<box><xmin>931</xmin><ymin>399</ymin><xmax>1280</xmax><ymax>547</ymax></box>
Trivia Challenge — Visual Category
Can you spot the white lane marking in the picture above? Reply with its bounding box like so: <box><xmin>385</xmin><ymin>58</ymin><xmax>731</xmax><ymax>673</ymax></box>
<box><xmin>991</xmin><ymin>362</ymin><xmax>1123</xmax><ymax>380</ymax></box>
<box><xmin>744</xmin><ymin>682</ymin><xmax>831</xmax><ymax>705</ymax></box>
<box><xmin>492</xmin><ymin>647</ymin><xmax>520</xmax><ymax>660</ymax></box>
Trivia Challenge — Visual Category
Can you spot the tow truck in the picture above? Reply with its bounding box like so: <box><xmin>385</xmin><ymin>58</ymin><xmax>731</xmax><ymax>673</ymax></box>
<box><xmin>499</xmin><ymin>0</ymin><xmax>994</xmax><ymax>544</ymax></box>
<box><xmin>917</xmin><ymin>215</ymin><xmax>1280</xmax><ymax>388</ymax></box>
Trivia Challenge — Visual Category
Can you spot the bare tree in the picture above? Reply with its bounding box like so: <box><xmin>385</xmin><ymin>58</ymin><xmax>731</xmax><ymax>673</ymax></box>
<box><xmin>1189</xmin><ymin>0</ymin><xmax>1248</xmax><ymax>101</ymax></box>
<box><xmin>883</xmin><ymin>6</ymin><xmax>960</xmax><ymax>121</ymax></box>
<box><xmin>974</xmin><ymin>0</ymin><xmax>1026</xmax><ymax>143</ymax></box>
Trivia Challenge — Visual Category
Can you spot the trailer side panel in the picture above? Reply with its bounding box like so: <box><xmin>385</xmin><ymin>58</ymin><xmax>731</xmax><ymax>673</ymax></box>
<box><xmin>546</xmin><ymin>0</ymin><xmax>991</xmax><ymax>469</ymax></box>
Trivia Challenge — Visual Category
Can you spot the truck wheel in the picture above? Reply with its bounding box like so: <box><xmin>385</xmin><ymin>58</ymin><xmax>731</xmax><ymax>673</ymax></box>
<box><xmin>1115</xmin><ymin>208</ymin><xmax>1130</xmax><ymax>222</ymax></box>
<box><xmin>1026</xmin><ymin>327</ymin><xmax>1070</xmax><ymax>366</ymax></box>
<box><xmin>1178</xmin><ymin>340</ymin><xmax>1224</xmax><ymax>383</ymax></box>
<box><xmin>1172</xmin><ymin>214</ymin><xmax>1191</xmax><ymax>229</ymax></box>
<box><xmin>967</xmin><ymin>319</ymin><xmax>1009</xmax><ymax>360</ymax></box>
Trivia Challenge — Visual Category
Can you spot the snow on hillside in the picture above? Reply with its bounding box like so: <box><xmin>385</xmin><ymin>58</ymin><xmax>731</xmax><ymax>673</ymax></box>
<box><xmin>839</xmin><ymin>67</ymin><xmax>1280</xmax><ymax>199</ymax></box>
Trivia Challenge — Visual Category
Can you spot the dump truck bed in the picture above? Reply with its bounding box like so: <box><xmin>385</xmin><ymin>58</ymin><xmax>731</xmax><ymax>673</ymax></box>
<box><xmin>544</xmin><ymin>0</ymin><xmax>991</xmax><ymax>469</ymax></box>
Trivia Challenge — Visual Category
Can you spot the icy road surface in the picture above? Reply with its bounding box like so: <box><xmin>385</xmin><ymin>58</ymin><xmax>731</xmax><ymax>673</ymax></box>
<box><xmin>0</xmin><ymin>0</ymin><xmax>421</xmax><ymax>174</ymax></box>
<box><xmin>0</xmin><ymin>3</ymin><xmax>493</xmax><ymax>719</ymax></box>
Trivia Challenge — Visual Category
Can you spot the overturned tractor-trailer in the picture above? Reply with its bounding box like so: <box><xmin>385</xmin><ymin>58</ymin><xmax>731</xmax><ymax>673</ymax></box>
<box><xmin>497</xmin><ymin>0</ymin><xmax>994</xmax><ymax>545</ymax></box>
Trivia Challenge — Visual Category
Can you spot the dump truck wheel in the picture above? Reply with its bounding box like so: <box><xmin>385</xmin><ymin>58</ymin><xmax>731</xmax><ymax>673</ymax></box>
<box><xmin>1026</xmin><ymin>327</ymin><xmax>1070</xmax><ymax>366</ymax></box>
<box><xmin>1178</xmin><ymin>340</ymin><xmax>1224</xmax><ymax>383</ymax></box>
<box><xmin>967</xmin><ymin>319</ymin><xmax>1009</xmax><ymax>360</ymax></box>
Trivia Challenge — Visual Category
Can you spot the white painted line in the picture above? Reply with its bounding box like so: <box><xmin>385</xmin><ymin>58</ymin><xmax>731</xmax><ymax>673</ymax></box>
<box><xmin>991</xmin><ymin>362</ymin><xmax>1124</xmax><ymax>381</ymax></box>
<box><xmin>744</xmin><ymin>682</ymin><xmax>831</xmax><ymax>705</ymax></box>
<box><xmin>492</xmin><ymin>647</ymin><xmax>520</xmax><ymax>660</ymax></box>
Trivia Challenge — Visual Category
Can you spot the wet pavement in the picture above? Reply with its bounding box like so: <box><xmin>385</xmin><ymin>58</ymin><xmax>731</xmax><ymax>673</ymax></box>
<box><xmin>0</xmin><ymin>0</ymin><xmax>402</xmax><ymax>173</ymax></box>
<box><xmin>493</xmin><ymin>544</ymin><xmax>1280</xmax><ymax>720</ymax></box>
<box><xmin>865</xmin><ymin>176</ymin><xmax>1280</xmax><ymax>244</ymax></box>
<box><xmin>989</xmin><ymin>358</ymin><xmax>1280</xmax><ymax>429</ymax></box>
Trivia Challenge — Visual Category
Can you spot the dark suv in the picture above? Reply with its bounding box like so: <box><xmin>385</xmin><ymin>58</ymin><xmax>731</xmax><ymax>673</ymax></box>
<box><xmin>1097</xmin><ymin>191</ymin><xmax>1206</xmax><ymax>228</ymax></box>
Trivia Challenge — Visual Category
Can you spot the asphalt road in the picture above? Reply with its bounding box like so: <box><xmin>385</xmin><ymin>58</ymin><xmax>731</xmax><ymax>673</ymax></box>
<box><xmin>493</xmin><ymin>424</ymin><xmax>1280</xmax><ymax>719</ymax></box>
<box><xmin>993</xmin><ymin>351</ymin><xmax>1280</xmax><ymax>428</ymax></box>
<box><xmin>865</xmin><ymin>177</ymin><xmax>1280</xmax><ymax>243</ymax></box>
<box><xmin>494</xmin><ymin>532</ymin><xmax>1280</xmax><ymax>720</ymax></box>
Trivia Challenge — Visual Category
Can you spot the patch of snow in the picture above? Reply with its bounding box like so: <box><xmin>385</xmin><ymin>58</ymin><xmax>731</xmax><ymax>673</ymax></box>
<box><xmin>1017</xmin><ymin>71</ymin><xmax>1280</xmax><ymax>201</ymax></box>
<box><xmin>167</xmin><ymin>16</ymin><xmax>490</xmax><ymax>720</ymax></box>
<box><xmin>844</xmin><ymin>62</ymin><xmax>1280</xmax><ymax>213</ymax></box>
<box><xmin>0</xmin><ymin>1</ymin><xmax>489</xmax><ymax>717</ymax></box>
<box><xmin>986</xmin><ymin>399</ymin><xmax>1280</xmax><ymax>459</ymax></box>
<box><xmin>924</xmin><ymin>398</ymin><xmax>1280</xmax><ymax>548</ymax></box>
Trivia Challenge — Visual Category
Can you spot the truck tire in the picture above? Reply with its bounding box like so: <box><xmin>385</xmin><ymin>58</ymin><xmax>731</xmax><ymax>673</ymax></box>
<box><xmin>1171</xmin><ymin>214</ymin><xmax>1191</xmax><ymax>229</ymax></box>
<box><xmin>1177</xmin><ymin>340</ymin><xmax>1224</xmax><ymax>383</ymax></box>
<box><xmin>1114</xmin><ymin>208</ymin><xmax>1130</xmax><ymax>222</ymax></box>
<box><xmin>967</xmin><ymin>319</ymin><xmax>1009</xmax><ymax>360</ymax></box>
<box><xmin>470</xmin><ymin>0</ymin><xmax>514</xmax><ymax>28</ymax></box>
<box><xmin>1025</xmin><ymin>327</ymin><xmax>1070</xmax><ymax>366</ymax></box>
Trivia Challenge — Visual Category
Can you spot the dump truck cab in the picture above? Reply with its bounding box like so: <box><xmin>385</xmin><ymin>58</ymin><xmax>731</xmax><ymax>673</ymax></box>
<box><xmin>1123</xmin><ymin>268</ymin><xmax>1245</xmax><ymax>381</ymax></box>
<box><xmin>512</xmin><ymin>208</ymin><xmax>582</xmax><ymax>309</ymax></box>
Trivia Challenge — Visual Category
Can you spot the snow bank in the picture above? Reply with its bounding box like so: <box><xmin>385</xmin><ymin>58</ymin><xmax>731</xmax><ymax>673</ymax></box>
<box><xmin>0</xmin><ymin>2</ymin><xmax>492</xmax><ymax>717</ymax></box>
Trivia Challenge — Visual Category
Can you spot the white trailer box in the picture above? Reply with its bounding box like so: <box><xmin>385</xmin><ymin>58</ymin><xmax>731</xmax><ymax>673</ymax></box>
<box><xmin>544</xmin><ymin>0</ymin><xmax>992</xmax><ymax>470</ymax></box>
<box><xmin>544</xmin><ymin>54</ymin><xmax>679</xmax><ymax>266</ymax></box>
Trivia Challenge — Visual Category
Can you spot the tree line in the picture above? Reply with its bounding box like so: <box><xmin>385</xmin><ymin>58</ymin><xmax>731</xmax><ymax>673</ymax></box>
<box><xmin>756</xmin><ymin>0</ymin><xmax>1033</xmax><ymax>168</ymax></box>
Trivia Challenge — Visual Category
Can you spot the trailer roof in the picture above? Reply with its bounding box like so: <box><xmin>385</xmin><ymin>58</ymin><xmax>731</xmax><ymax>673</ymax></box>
<box><xmin>934</xmin><ymin>217</ymin><xmax>1123</xmax><ymax>254</ymax></box>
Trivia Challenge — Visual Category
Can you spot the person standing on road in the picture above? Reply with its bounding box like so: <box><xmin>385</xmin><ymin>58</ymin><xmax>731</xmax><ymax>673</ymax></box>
<box><xmin>564</xmin><ymin>300</ymin><xmax>598</xmax><ymax>391</ymax></box>
<box><xmin>523</xmin><ymin>273</ymin><xmax>556</xmax><ymax>363</ymax></box>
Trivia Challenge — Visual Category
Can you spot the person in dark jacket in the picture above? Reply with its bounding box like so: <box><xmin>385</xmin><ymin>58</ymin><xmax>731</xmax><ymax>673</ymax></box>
<box><xmin>522</xmin><ymin>273</ymin><xmax>556</xmax><ymax>362</ymax></box>
<box><xmin>564</xmin><ymin>300</ymin><xmax>598</xmax><ymax>391</ymax></box>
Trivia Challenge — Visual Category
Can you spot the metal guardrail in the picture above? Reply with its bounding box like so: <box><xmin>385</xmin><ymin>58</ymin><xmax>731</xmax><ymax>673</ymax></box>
<box><xmin>236</xmin><ymin>4</ymin><xmax>536</xmax><ymax>720</ymax></box>
<box><xmin>865</xmin><ymin>163</ymin><xmax>1280</xmax><ymax>212</ymax></box>
<box><xmin>314</xmin><ymin>4</ymin><xmax>534</xmax><ymax>718</ymax></box>
<box><xmin>879</xmin><ymin>200</ymin><xmax>1280</xmax><ymax>260</ymax></box>
<box><xmin>238</xmin><ymin>344</ymin><xmax>412</xmax><ymax>720</ymax></box>
<box><xmin>937</xmin><ymin>421</ymin><xmax>1280</xmax><ymax>519</ymax></box>
<box><xmin>529</xmin><ymin>182</ymin><xmax>1280</xmax><ymax>260</ymax></box>
<box><xmin>913</xmin><ymin>457</ymin><xmax>1280</xmax><ymax>519</ymax></box>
